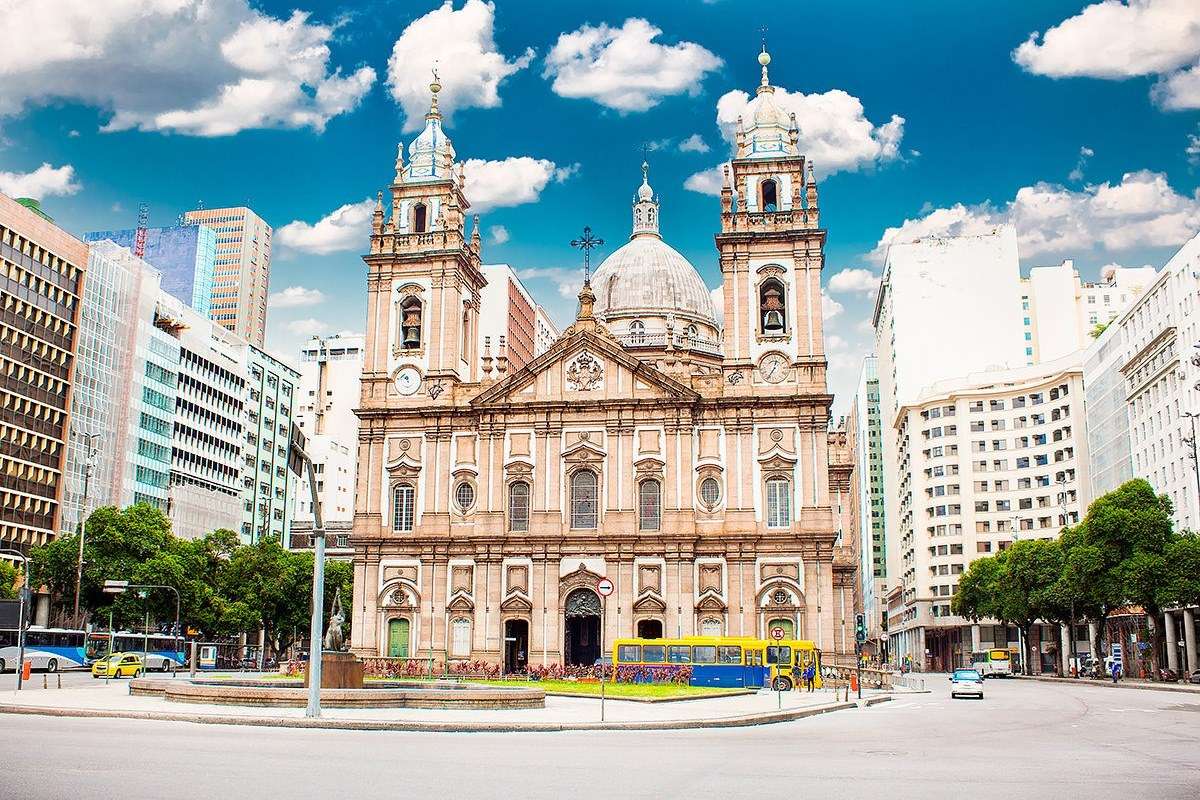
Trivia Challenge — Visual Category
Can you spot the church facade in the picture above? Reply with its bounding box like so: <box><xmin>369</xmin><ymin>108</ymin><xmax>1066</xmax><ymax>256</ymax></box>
<box><xmin>348</xmin><ymin>49</ymin><xmax>859</xmax><ymax>669</ymax></box>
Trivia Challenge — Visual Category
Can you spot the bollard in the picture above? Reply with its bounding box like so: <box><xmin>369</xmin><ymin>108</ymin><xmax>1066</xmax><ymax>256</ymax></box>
<box><xmin>43</xmin><ymin>673</ymin><xmax>47</xmax><ymax>689</ymax></box>
<box><xmin>57</xmin><ymin>674</ymin><xmax>61</xmax><ymax>689</ymax></box>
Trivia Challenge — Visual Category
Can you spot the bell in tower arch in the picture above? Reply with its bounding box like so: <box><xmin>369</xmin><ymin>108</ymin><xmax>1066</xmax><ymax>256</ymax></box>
<box><xmin>760</xmin><ymin>281</ymin><xmax>786</xmax><ymax>334</ymax></box>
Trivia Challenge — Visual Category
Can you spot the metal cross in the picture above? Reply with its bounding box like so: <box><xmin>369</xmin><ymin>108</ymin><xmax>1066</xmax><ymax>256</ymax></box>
<box><xmin>570</xmin><ymin>226</ymin><xmax>604</xmax><ymax>283</ymax></box>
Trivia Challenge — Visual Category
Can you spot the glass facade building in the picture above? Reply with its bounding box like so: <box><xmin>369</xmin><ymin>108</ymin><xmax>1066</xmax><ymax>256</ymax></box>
<box><xmin>84</xmin><ymin>225</ymin><xmax>216</xmax><ymax>317</ymax></box>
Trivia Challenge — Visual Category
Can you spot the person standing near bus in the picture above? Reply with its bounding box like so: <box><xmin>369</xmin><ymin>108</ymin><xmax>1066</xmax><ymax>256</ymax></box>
<box><xmin>1110</xmin><ymin>660</ymin><xmax>1120</xmax><ymax>684</ymax></box>
<box><xmin>804</xmin><ymin>663</ymin><xmax>815</xmax><ymax>692</ymax></box>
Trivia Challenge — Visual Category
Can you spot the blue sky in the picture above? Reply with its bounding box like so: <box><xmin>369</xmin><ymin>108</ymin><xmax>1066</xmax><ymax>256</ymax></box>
<box><xmin>1</xmin><ymin>0</ymin><xmax>1198</xmax><ymax>412</ymax></box>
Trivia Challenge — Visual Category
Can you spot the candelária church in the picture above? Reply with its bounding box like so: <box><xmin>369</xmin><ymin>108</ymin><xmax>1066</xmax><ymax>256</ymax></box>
<box><xmin>348</xmin><ymin>48</ymin><xmax>860</xmax><ymax>671</ymax></box>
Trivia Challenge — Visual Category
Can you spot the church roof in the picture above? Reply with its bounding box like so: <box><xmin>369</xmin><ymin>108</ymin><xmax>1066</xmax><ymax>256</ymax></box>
<box><xmin>403</xmin><ymin>72</ymin><xmax>456</xmax><ymax>183</ymax></box>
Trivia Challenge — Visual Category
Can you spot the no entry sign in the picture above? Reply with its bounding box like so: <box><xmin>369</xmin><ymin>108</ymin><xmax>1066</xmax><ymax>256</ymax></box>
<box><xmin>597</xmin><ymin>578</ymin><xmax>614</xmax><ymax>597</ymax></box>
<box><xmin>771</xmin><ymin>626</ymin><xmax>785</xmax><ymax>640</ymax></box>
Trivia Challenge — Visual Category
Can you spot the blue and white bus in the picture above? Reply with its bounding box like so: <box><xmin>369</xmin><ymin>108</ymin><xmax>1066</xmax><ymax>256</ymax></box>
<box><xmin>0</xmin><ymin>627</ymin><xmax>87</xmax><ymax>672</ymax></box>
<box><xmin>86</xmin><ymin>631</ymin><xmax>185</xmax><ymax>672</ymax></box>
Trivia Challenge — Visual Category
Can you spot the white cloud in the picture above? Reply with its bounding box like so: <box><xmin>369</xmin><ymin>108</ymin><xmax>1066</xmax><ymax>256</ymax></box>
<box><xmin>683</xmin><ymin>162</ymin><xmax>728</xmax><ymax>196</ymax></box>
<box><xmin>269</xmin><ymin>286</ymin><xmax>325</xmax><ymax>308</ymax></box>
<box><xmin>285</xmin><ymin>318</ymin><xmax>329</xmax><ymax>337</ymax></box>
<box><xmin>386</xmin><ymin>0</ymin><xmax>533</xmax><ymax>131</ymax></box>
<box><xmin>821</xmin><ymin>290</ymin><xmax>844</xmax><ymax>320</ymax></box>
<box><xmin>855</xmin><ymin>318</ymin><xmax>876</xmax><ymax>336</ymax></box>
<box><xmin>488</xmin><ymin>224</ymin><xmax>510</xmax><ymax>244</ymax></box>
<box><xmin>827</xmin><ymin>268</ymin><xmax>880</xmax><ymax>296</ymax></box>
<box><xmin>869</xmin><ymin>170</ymin><xmax>1200</xmax><ymax>262</ymax></box>
<box><xmin>1013</xmin><ymin>0</ymin><xmax>1200</xmax><ymax>110</ymax></box>
<box><xmin>710</xmin><ymin>286</ymin><xmax>724</xmax><ymax>327</ymax></box>
<box><xmin>1188</xmin><ymin>125</ymin><xmax>1200</xmax><ymax>165</ymax></box>
<box><xmin>714</xmin><ymin>87</ymin><xmax>905</xmax><ymax>178</ymax></box>
<box><xmin>0</xmin><ymin>162</ymin><xmax>80</xmax><ymax>198</ymax></box>
<box><xmin>463</xmin><ymin>157</ymin><xmax>575</xmax><ymax>213</ymax></box>
<box><xmin>276</xmin><ymin>198</ymin><xmax>374</xmax><ymax>255</ymax></box>
<box><xmin>544</xmin><ymin>18</ymin><xmax>722</xmax><ymax>112</ymax></box>
<box><xmin>0</xmin><ymin>2</ymin><xmax>375</xmax><ymax>135</ymax></box>
<box><xmin>1069</xmin><ymin>145</ymin><xmax>1094</xmax><ymax>182</ymax></box>
<box><xmin>678</xmin><ymin>133</ymin><xmax>710</xmax><ymax>153</ymax></box>
<box><xmin>516</xmin><ymin>266</ymin><xmax>585</xmax><ymax>300</ymax></box>
<box><xmin>826</xmin><ymin>334</ymin><xmax>849</xmax><ymax>352</ymax></box>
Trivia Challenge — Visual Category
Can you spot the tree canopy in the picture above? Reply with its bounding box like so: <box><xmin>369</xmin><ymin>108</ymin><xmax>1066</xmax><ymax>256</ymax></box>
<box><xmin>28</xmin><ymin>503</ymin><xmax>351</xmax><ymax>657</ymax></box>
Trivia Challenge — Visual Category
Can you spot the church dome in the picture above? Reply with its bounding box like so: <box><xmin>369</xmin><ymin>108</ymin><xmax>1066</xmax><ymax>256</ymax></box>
<box><xmin>591</xmin><ymin>235</ymin><xmax>717</xmax><ymax>327</ymax></box>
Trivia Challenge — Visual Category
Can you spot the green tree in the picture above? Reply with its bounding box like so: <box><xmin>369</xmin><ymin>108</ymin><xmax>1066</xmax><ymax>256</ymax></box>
<box><xmin>1163</xmin><ymin>534</ymin><xmax>1200</xmax><ymax>611</ymax></box>
<box><xmin>0</xmin><ymin>559</ymin><xmax>19</xmax><ymax>600</ymax></box>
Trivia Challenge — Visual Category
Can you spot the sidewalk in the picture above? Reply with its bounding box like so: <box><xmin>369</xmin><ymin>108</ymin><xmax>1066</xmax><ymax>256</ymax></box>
<box><xmin>1021</xmin><ymin>674</ymin><xmax>1200</xmax><ymax>694</ymax></box>
<box><xmin>0</xmin><ymin>679</ymin><xmax>895</xmax><ymax>732</ymax></box>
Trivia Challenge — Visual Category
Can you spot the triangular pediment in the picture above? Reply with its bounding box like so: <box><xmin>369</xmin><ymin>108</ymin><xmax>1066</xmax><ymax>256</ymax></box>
<box><xmin>696</xmin><ymin>591</ymin><xmax>728</xmax><ymax>612</ymax></box>
<box><xmin>470</xmin><ymin>330</ymin><xmax>698</xmax><ymax>408</ymax></box>
<box><xmin>633</xmin><ymin>592</ymin><xmax>668</xmax><ymax>613</ymax></box>
<box><xmin>500</xmin><ymin>592</ymin><xmax>533</xmax><ymax>612</ymax></box>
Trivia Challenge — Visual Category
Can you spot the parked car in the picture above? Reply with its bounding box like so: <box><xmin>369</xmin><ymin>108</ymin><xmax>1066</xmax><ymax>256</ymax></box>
<box><xmin>949</xmin><ymin>668</ymin><xmax>985</xmax><ymax>699</ymax></box>
<box><xmin>1189</xmin><ymin>670</ymin><xmax>1200</xmax><ymax>685</ymax></box>
<box><xmin>91</xmin><ymin>653</ymin><xmax>144</xmax><ymax>679</ymax></box>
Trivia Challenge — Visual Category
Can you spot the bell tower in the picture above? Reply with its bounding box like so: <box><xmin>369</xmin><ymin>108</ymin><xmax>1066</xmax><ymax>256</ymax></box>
<box><xmin>361</xmin><ymin>70</ymin><xmax>486</xmax><ymax>406</ymax></box>
<box><xmin>715</xmin><ymin>45</ymin><xmax>827</xmax><ymax>395</ymax></box>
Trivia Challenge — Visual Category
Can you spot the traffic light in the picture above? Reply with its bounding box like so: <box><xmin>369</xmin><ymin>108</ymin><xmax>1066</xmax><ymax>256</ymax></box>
<box><xmin>855</xmin><ymin>613</ymin><xmax>867</xmax><ymax>644</ymax></box>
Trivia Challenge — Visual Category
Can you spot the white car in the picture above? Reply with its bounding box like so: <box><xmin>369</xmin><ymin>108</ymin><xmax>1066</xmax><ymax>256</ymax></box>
<box><xmin>950</xmin><ymin>669</ymin><xmax>985</xmax><ymax>699</ymax></box>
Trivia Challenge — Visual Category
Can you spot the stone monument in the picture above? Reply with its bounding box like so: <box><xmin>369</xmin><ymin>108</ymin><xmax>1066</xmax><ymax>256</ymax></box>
<box><xmin>304</xmin><ymin>591</ymin><xmax>364</xmax><ymax>689</ymax></box>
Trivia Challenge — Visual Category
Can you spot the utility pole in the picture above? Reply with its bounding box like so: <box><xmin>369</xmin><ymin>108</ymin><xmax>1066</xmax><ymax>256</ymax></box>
<box><xmin>72</xmin><ymin>432</ymin><xmax>101</xmax><ymax>628</ymax></box>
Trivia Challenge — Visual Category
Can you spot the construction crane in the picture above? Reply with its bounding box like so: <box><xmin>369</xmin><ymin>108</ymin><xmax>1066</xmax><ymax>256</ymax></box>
<box><xmin>134</xmin><ymin>202</ymin><xmax>149</xmax><ymax>258</ymax></box>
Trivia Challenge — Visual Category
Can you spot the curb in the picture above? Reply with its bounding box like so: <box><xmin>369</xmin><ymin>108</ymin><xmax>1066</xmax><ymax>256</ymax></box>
<box><xmin>0</xmin><ymin>695</ymin><xmax>891</xmax><ymax>733</ymax></box>
<box><xmin>1021</xmin><ymin>675</ymin><xmax>1200</xmax><ymax>695</ymax></box>
<box><xmin>542</xmin><ymin>688</ymin><xmax>757</xmax><ymax>703</ymax></box>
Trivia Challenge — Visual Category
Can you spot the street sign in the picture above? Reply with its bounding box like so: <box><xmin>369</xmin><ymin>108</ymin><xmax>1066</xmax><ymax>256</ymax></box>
<box><xmin>101</xmin><ymin>587</ymin><xmax>127</xmax><ymax>594</ymax></box>
<box><xmin>771</xmin><ymin>626</ymin><xmax>785</xmax><ymax>640</ymax></box>
<box><xmin>597</xmin><ymin>578</ymin><xmax>614</xmax><ymax>597</ymax></box>
<box><xmin>103</xmin><ymin>580</ymin><xmax>129</xmax><ymax>589</ymax></box>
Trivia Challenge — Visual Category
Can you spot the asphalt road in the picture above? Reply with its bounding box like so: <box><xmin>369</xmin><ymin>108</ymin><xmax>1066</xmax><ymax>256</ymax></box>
<box><xmin>2</xmin><ymin>676</ymin><xmax>1198</xmax><ymax>800</ymax></box>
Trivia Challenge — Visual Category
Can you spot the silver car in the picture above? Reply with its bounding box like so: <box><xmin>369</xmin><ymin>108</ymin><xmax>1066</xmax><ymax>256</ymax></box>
<box><xmin>950</xmin><ymin>668</ymin><xmax>985</xmax><ymax>699</ymax></box>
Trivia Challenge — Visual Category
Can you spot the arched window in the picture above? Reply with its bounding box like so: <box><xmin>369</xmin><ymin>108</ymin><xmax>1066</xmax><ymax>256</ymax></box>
<box><xmin>684</xmin><ymin>324</ymin><xmax>697</xmax><ymax>344</ymax></box>
<box><xmin>759</xmin><ymin>278</ymin><xmax>786</xmax><ymax>335</ymax></box>
<box><xmin>508</xmin><ymin>481</ymin><xmax>530</xmax><ymax>531</ymax></box>
<box><xmin>412</xmin><ymin>203</ymin><xmax>428</xmax><ymax>233</ymax></box>
<box><xmin>638</xmin><ymin>479</ymin><xmax>661</xmax><ymax>531</ymax></box>
<box><xmin>570</xmin><ymin>470</ymin><xmax>598</xmax><ymax>529</ymax></box>
<box><xmin>450</xmin><ymin>618</ymin><xmax>471</xmax><ymax>657</ymax></box>
<box><xmin>766</xmin><ymin>477</ymin><xmax>791</xmax><ymax>528</ymax></box>
<box><xmin>400</xmin><ymin>296</ymin><xmax>423</xmax><ymax>349</ymax></box>
<box><xmin>392</xmin><ymin>483</ymin><xmax>416</xmax><ymax>531</ymax></box>
<box><xmin>760</xmin><ymin>178</ymin><xmax>779</xmax><ymax>212</ymax></box>
<box><xmin>629</xmin><ymin>320</ymin><xmax>646</xmax><ymax>345</ymax></box>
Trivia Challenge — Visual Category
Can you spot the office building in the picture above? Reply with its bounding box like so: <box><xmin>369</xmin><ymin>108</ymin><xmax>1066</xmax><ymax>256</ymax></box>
<box><xmin>1021</xmin><ymin>260</ymin><xmax>1156</xmax><ymax>364</ymax></box>
<box><xmin>477</xmin><ymin>264</ymin><xmax>538</xmax><ymax>371</ymax></box>
<box><xmin>534</xmin><ymin>304</ymin><xmax>560</xmax><ymax>357</ymax></box>
<box><xmin>0</xmin><ymin>193</ymin><xmax>87</xmax><ymax>551</ymax></box>
<box><xmin>183</xmin><ymin>207</ymin><xmax>272</xmax><ymax>347</ymax></box>
<box><xmin>242</xmin><ymin>346</ymin><xmax>299</xmax><ymax>544</ymax></box>
<box><xmin>84</xmin><ymin>225</ymin><xmax>216</xmax><ymax>317</ymax></box>
<box><xmin>887</xmin><ymin>355</ymin><xmax>1089</xmax><ymax>672</ymax></box>
<box><xmin>849</xmin><ymin>356</ymin><xmax>887</xmax><ymax>654</ymax></box>
<box><xmin>1082</xmin><ymin>322</ymin><xmax>1134</xmax><ymax>502</ymax></box>
<box><xmin>292</xmin><ymin>334</ymin><xmax>362</xmax><ymax>549</ymax></box>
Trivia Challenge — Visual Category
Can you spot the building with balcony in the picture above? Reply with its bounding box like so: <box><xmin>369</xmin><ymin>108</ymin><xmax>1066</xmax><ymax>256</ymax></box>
<box><xmin>0</xmin><ymin>193</ymin><xmax>87</xmax><ymax>552</ymax></box>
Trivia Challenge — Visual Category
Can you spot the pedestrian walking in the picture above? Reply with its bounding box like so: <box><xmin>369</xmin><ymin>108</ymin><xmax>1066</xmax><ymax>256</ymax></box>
<box><xmin>805</xmin><ymin>663</ymin><xmax>816</xmax><ymax>692</ymax></box>
<box><xmin>1110</xmin><ymin>661</ymin><xmax>1120</xmax><ymax>684</ymax></box>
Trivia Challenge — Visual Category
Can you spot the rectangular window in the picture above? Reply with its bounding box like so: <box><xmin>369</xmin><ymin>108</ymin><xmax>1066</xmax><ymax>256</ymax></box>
<box><xmin>718</xmin><ymin>646</ymin><xmax>743</xmax><ymax>664</ymax></box>
<box><xmin>692</xmin><ymin>646</ymin><xmax>717</xmax><ymax>664</ymax></box>
<box><xmin>618</xmin><ymin>645</ymin><xmax>641</xmax><ymax>662</ymax></box>
<box><xmin>392</xmin><ymin>484</ymin><xmax>415</xmax><ymax>531</ymax></box>
<box><xmin>668</xmin><ymin>645</ymin><xmax>691</xmax><ymax>664</ymax></box>
<box><xmin>642</xmin><ymin>645</ymin><xmax>666</xmax><ymax>663</ymax></box>
<box><xmin>766</xmin><ymin>478</ymin><xmax>791</xmax><ymax>528</ymax></box>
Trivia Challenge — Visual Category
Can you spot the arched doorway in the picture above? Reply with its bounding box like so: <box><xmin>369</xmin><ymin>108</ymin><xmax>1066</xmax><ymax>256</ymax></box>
<box><xmin>636</xmin><ymin>619</ymin><xmax>663</xmax><ymax>639</ymax></box>
<box><xmin>503</xmin><ymin>619</ymin><xmax>529</xmax><ymax>674</ymax></box>
<box><xmin>564</xmin><ymin>588</ymin><xmax>602</xmax><ymax>666</ymax></box>
<box><xmin>387</xmin><ymin>618</ymin><xmax>410</xmax><ymax>658</ymax></box>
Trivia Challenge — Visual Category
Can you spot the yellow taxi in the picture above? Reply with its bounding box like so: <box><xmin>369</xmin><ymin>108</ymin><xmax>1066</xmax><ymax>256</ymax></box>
<box><xmin>91</xmin><ymin>652</ymin><xmax>144</xmax><ymax>679</ymax></box>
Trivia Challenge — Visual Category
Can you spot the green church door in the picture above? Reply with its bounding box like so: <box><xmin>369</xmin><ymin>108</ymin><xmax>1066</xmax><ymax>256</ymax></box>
<box><xmin>388</xmin><ymin>618</ymin><xmax>410</xmax><ymax>658</ymax></box>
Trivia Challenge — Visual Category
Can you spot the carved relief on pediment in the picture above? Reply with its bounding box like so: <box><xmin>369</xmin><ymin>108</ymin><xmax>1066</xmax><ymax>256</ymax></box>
<box><xmin>758</xmin><ymin>453</ymin><xmax>797</xmax><ymax>476</ymax></box>
<box><xmin>380</xmin><ymin>581</ymin><xmax>419</xmax><ymax>610</ymax></box>
<box><xmin>387</xmin><ymin>437</ymin><xmax>422</xmax><ymax>465</ymax></box>
<box><xmin>565</xmin><ymin>350</ymin><xmax>604</xmax><ymax>391</ymax></box>
<box><xmin>447</xmin><ymin>593</ymin><xmax>475</xmax><ymax>613</ymax></box>
<box><xmin>698</xmin><ymin>563</ymin><xmax>723</xmax><ymax>594</ymax></box>
<box><xmin>560</xmin><ymin>562</ymin><xmax>603</xmax><ymax>595</ymax></box>
<box><xmin>633</xmin><ymin>593</ymin><xmax>667</xmax><ymax>613</ymax></box>
<box><xmin>634</xmin><ymin>455</ymin><xmax>665</xmax><ymax>477</ymax></box>
<box><xmin>505</xmin><ymin>460</ymin><xmax>533</xmax><ymax>481</ymax></box>
<box><xmin>506</xmin><ymin>565</ymin><xmax>529</xmax><ymax>594</ymax></box>
<box><xmin>758</xmin><ymin>427</ymin><xmax>796</xmax><ymax>456</ymax></box>
<box><xmin>696</xmin><ymin>592</ymin><xmax>728</xmax><ymax>613</ymax></box>
<box><xmin>500</xmin><ymin>592</ymin><xmax>533</xmax><ymax>613</ymax></box>
<box><xmin>451</xmin><ymin>564</ymin><xmax>473</xmax><ymax>594</ymax></box>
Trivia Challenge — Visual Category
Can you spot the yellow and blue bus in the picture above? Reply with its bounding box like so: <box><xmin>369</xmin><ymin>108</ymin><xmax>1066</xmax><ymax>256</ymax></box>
<box><xmin>612</xmin><ymin>636</ymin><xmax>822</xmax><ymax>690</ymax></box>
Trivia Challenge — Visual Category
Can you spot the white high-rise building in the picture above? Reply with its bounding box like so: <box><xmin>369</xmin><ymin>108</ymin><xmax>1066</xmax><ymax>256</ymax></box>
<box><xmin>1021</xmin><ymin>260</ymin><xmax>1156</xmax><ymax>364</ymax></box>
<box><xmin>292</xmin><ymin>334</ymin><xmax>363</xmax><ymax>550</ymax></box>
<box><xmin>534</xmin><ymin>304</ymin><xmax>560</xmax><ymax>357</ymax></box>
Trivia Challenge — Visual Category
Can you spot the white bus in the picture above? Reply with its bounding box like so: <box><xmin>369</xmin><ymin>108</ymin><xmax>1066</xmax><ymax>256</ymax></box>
<box><xmin>970</xmin><ymin>648</ymin><xmax>1014</xmax><ymax>678</ymax></box>
<box><xmin>0</xmin><ymin>627</ymin><xmax>87</xmax><ymax>672</ymax></box>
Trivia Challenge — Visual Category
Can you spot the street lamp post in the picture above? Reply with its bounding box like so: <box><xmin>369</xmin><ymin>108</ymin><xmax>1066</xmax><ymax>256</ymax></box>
<box><xmin>1057</xmin><ymin>477</ymin><xmax>1080</xmax><ymax>677</ymax></box>
<box><xmin>71</xmin><ymin>432</ymin><xmax>101</xmax><ymax>628</ymax></box>
<box><xmin>1</xmin><ymin>548</ymin><xmax>29</xmax><ymax>690</ymax></box>
<box><xmin>300</xmin><ymin>446</ymin><xmax>327</xmax><ymax>718</ymax></box>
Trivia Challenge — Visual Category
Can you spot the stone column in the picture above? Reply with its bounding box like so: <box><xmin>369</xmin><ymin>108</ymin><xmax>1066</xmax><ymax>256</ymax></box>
<box><xmin>1183</xmin><ymin>608</ymin><xmax>1198</xmax><ymax>674</ymax></box>
<box><xmin>1060</xmin><ymin>623</ymin><xmax>1072</xmax><ymax>674</ymax></box>
<box><xmin>1164</xmin><ymin>612</ymin><xmax>1180</xmax><ymax>672</ymax></box>
<box><xmin>1088</xmin><ymin>621</ymin><xmax>1099</xmax><ymax>658</ymax></box>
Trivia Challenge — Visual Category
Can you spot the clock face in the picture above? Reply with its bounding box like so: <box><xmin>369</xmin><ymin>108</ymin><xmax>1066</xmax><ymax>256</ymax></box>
<box><xmin>758</xmin><ymin>353</ymin><xmax>789</xmax><ymax>384</ymax></box>
<box><xmin>395</xmin><ymin>366</ymin><xmax>421</xmax><ymax>396</ymax></box>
